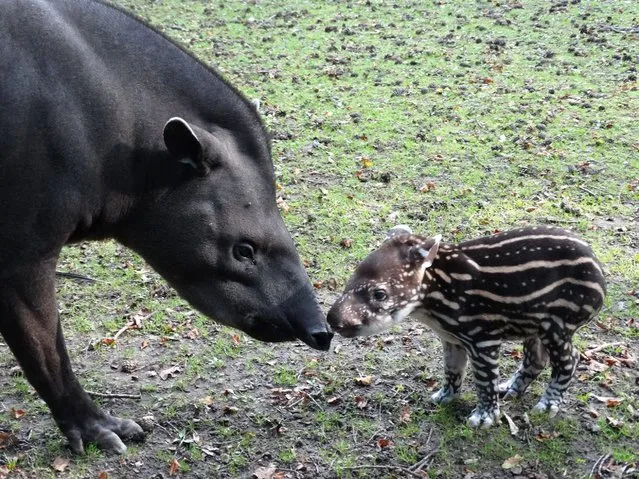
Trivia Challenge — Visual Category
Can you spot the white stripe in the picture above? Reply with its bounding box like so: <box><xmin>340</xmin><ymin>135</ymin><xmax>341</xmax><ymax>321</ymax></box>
<box><xmin>427</xmin><ymin>292</ymin><xmax>460</xmax><ymax>310</ymax></box>
<box><xmin>460</xmin><ymin>234</ymin><xmax>589</xmax><ymax>251</ymax></box>
<box><xmin>450</xmin><ymin>272</ymin><xmax>473</xmax><ymax>281</ymax></box>
<box><xmin>434</xmin><ymin>269</ymin><xmax>452</xmax><ymax>283</ymax></box>
<box><xmin>429</xmin><ymin>310</ymin><xmax>460</xmax><ymax>326</ymax></box>
<box><xmin>546</xmin><ymin>299</ymin><xmax>581</xmax><ymax>312</ymax></box>
<box><xmin>465</xmin><ymin>278</ymin><xmax>605</xmax><ymax>304</ymax></box>
<box><xmin>478</xmin><ymin>353</ymin><xmax>498</xmax><ymax>365</ymax></box>
<box><xmin>471</xmin><ymin>256</ymin><xmax>603</xmax><ymax>275</ymax></box>
<box><xmin>476</xmin><ymin>339</ymin><xmax>502</xmax><ymax>348</ymax></box>
<box><xmin>458</xmin><ymin>313</ymin><xmax>511</xmax><ymax>322</ymax></box>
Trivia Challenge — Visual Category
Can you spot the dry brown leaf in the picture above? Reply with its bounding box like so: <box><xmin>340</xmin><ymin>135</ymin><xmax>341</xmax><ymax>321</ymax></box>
<box><xmin>231</xmin><ymin>335</ymin><xmax>241</xmax><ymax>345</ymax></box>
<box><xmin>377</xmin><ymin>438</ymin><xmax>392</xmax><ymax>449</ymax></box>
<box><xmin>355</xmin><ymin>376</ymin><xmax>372</xmax><ymax>386</ymax></box>
<box><xmin>593</xmin><ymin>396</ymin><xmax>623</xmax><ymax>408</ymax></box>
<box><xmin>501</xmin><ymin>454</ymin><xmax>523</xmax><ymax>469</ymax></box>
<box><xmin>327</xmin><ymin>396</ymin><xmax>341</xmax><ymax>405</ymax></box>
<box><xmin>52</xmin><ymin>457</ymin><xmax>71</xmax><ymax>472</ymax></box>
<box><xmin>169</xmin><ymin>458</ymin><xmax>180</xmax><ymax>476</ymax></box>
<box><xmin>11</xmin><ymin>408</ymin><xmax>25</xmax><ymax>419</ymax></box>
<box><xmin>98</xmin><ymin>472</ymin><xmax>109</xmax><ymax>479</ymax></box>
<box><xmin>399</xmin><ymin>405</ymin><xmax>411</xmax><ymax>423</ymax></box>
<box><xmin>252</xmin><ymin>464</ymin><xmax>277</xmax><ymax>479</ymax></box>
<box><xmin>354</xmin><ymin>395</ymin><xmax>368</xmax><ymax>409</ymax></box>
<box><xmin>159</xmin><ymin>365</ymin><xmax>182</xmax><ymax>381</ymax></box>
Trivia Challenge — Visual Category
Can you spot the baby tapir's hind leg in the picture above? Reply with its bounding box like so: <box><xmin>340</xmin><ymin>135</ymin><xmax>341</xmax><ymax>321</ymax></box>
<box><xmin>467</xmin><ymin>342</ymin><xmax>502</xmax><ymax>428</ymax></box>
<box><xmin>498</xmin><ymin>337</ymin><xmax>549</xmax><ymax>399</ymax></box>
<box><xmin>533</xmin><ymin>330</ymin><xmax>580</xmax><ymax>416</ymax></box>
<box><xmin>431</xmin><ymin>340</ymin><xmax>467</xmax><ymax>404</ymax></box>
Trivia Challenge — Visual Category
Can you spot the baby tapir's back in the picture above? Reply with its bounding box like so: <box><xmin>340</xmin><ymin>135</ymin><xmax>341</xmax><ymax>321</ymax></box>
<box><xmin>426</xmin><ymin>225</ymin><xmax>606</xmax><ymax>338</ymax></box>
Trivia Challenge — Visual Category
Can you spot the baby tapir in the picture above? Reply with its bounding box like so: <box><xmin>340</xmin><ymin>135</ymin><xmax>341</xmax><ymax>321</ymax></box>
<box><xmin>328</xmin><ymin>225</ymin><xmax>606</xmax><ymax>428</ymax></box>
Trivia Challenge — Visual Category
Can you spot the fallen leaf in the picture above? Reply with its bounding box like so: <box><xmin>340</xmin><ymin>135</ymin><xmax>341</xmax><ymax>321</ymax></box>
<box><xmin>354</xmin><ymin>395</ymin><xmax>368</xmax><ymax>409</ymax></box>
<box><xmin>606</xmin><ymin>416</ymin><xmax>623</xmax><ymax>429</ymax></box>
<box><xmin>140</xmin><ymin>339</ymin><xmax>149</xmax><ymax>350</ymax></box>
<box><xmin>11</xmin><ymin>408</ymin><xmax>25</xmax><ymax>419</ymax></box>
<box><xmin>502</xmin><ymin>454</ymin><xmax>523</xmax><ymax>469</ymax></box>
<box><xmin>52</xmin><ymin>457</ymin><xmax>71</xmax><ymax>472</ymax></box>
<box><xmin>339</xmin><ymin>238</ymin><xmax>353</xmax><ymax>248</ymax></box>
<box><xmin>101</xmin><ymin>338</ymin><xmax>115</xmax><ymax>346</ymax></box>
<box><xmin>0</xmin><ymin>432</ymin><xmax>15</xmax><ymax>449</ymax></box>
<box><xmin>377</xmin><ymin>438</ymin><xmax>392</xmax><ymax>449</ymax></box>
<box><xmin>231</xmin><ymin>334</ymin><xmax>241</xmax><ymax>345</ymax></box>
<box><xmin>360</xmin><ymin>157</ymin><xmax>373</xmax><ymax>168</ymax></box>
<box><xmin>98</xmin><ymin>472</ymin><xmax>109</xmax><ymax>479</ymax></box>
<box><xmin>593</xmin><ymin>396</ymin><xmax>623</xmax><ymax>408</ymax></box>
<box><xmin>159</xmin><ymin>366</ymin><xmax>182</xmax><ymax>381</ymax></box>
<box><xmin>169</xmin><ymin>458</ymin><xmax>180</xmax><ymax>476</ymax></box>
<box><xmin>199</xmin><ymin>396</ymin><xmax>214</xmax><ymax>407</ymax></box>
<box><xmin>252</xmin><ymin>464</ymin><xmax>276</xmax><ymax>479</ymax></box>
<box><xmin>535</xmin><ymin>431</ymin><xmax>560</xmax><ymax>441</ymax></box>
<box><xmin>327</xmin><ymin>396</ymin><xmax>341</xmax><ymax>405</ymax></box>
<box><xmin>223</xmin><ymin>406</ymin><xmax>239</xmax><ymax>415</ymax></box>
<box><xmin>399</xmin><ymin>405</ymin><xmax>411</xmax><ymax>423</ymax></box>
<box><xmin>355</xmin><ymin>376</ymin><xmax>373</xmax><ymax>386</ymax></box>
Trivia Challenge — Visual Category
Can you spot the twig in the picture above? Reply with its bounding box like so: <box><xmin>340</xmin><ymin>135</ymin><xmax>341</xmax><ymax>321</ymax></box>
<box><xmin>112</xmin><ymin>312</ymin><xmax>154</xmax><ymax>341</ymax></box>
<box><xmin>410</xmin><ymin>431</ymin><xmax>437</xmax><ymax>473</ymax></box>
<box><xmin>586</xmin><ymin>342</ymin><xmax>625</xmax><ymax>355</ymax></box>
<box><xmin>591</xmin><ymin>453</ymin><xmax>611</xmax><ymax>478</ymax></box>
<box><xmin>579</xmin><ymin>185</ymin><xmax>597</xmax><ymax>197</ymax></box>
<box><xmin>340</xmin><ymin>465</ymin><xmax>426</xmax><ymax>478</ymax></box>
<box><xmin>55</xmin><ymin>271</ymin><xmax>96</xmax><ymax>283</ymax></box>
<box><xmin>86</xmin><ymin>390</ymin><xmax>141</xmax><ymax>400</ymax></box>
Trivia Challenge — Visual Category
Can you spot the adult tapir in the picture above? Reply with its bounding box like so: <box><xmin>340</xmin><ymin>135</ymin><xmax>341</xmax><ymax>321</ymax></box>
<box><xmin>0</xmin><ymin>0</ymin><xmax>332</xmax><ymax>454</ymax></box>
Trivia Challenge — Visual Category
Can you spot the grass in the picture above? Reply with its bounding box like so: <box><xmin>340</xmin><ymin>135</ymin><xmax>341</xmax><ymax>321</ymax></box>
<box><xmin>0</xmin><ymin>0</ymin><xmax>637</xmax><ymax>478</ymax></box>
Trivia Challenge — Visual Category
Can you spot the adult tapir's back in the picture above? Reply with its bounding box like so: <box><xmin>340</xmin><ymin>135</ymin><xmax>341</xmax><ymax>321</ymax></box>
<box><xmin>0</xmin><ymin>0</ymin><xmax>331</xmax><ymax>454</ymax></box>
<box><xmin>1</xmin><ymin>0</ymin><xmax>267</xmax><ymax>260</ymax></box>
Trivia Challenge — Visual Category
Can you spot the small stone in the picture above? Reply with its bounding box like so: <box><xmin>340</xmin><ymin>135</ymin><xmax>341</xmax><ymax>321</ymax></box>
<box><xmin>138</xmin><ymin>415</ymin><xmax>156</xmax><ymax>432</ymax></box>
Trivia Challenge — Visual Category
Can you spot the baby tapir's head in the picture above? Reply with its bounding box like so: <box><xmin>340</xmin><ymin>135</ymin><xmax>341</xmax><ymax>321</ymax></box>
<box><xmin>328</xmin><ymin>226</ymin><xmax>441</xmax><ymax>337</ymax></box>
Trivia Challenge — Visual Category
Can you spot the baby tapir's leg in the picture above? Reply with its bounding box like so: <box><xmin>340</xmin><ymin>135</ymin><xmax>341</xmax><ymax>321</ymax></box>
<box><xmin>431</xmin><ymin>340</ymin><xmax>467</xmax><ymax>404</ymax></box>
<box><xmin>533</xmin><ymin>331</ymin><xmax>580</xmax><ymax>416</ymax></box>
<box><xmin>498</xmin><ymin>337</ymin><xmax>549</xmax><ymax>399</ymax></box>
<box><xmin>467</xmin><ymin>342</ymin><xmax>502</xmax><ymax>428</ymax></box>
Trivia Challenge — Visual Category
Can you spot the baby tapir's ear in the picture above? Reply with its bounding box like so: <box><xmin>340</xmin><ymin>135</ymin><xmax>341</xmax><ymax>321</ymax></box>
<box><xmin>411</xmin><ymin>235</ymin><xmax>442</xmax><ymax>282</ymax></box>
<box><xmin>385</xmin><ymin>224</ymin><xmax>413</xmax><ymax>241</ymax></box>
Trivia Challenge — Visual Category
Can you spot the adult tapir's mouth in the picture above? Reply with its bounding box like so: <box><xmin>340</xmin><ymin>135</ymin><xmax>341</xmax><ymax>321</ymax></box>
<box><xmin>241</xmin><ymin>317</ymin><xmax>333</xmax><ymax>351</ymax></box>
<box><xmin>240</xmin><ymin>284</ymin><xmax>333</xmax><ymax>351</ymax></box>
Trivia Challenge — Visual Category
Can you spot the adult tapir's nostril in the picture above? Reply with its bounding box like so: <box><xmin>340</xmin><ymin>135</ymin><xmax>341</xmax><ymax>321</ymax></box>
<box><xmin>311</xmin><ymin>330</ymin><xmax>334</xmax><ymax>351</ymax></box>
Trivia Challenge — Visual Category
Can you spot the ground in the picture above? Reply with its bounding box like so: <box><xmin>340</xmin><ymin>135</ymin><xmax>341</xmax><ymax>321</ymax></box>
<box><xmin>1</xmin><ymin>0</ymin><xmax>638</xmax><ymax>478</ymax></box>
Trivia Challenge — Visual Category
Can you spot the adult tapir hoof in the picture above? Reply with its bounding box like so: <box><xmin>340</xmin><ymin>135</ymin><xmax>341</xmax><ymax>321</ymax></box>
<box><xmin>64</xmin><ymin>414</ymin><xmax>145</xmax><ymax>454</ymax></box>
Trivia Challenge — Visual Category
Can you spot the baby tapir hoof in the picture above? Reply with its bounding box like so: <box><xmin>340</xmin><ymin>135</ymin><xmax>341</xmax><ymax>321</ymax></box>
<box><xmin>532</xmin><ymin>397</ymin><xmax>561</xmax><ymax>418</ymax></box>
<box><xmin>431</xmin><ymin>387</ymin><xmax>458</xmax><ymax>405</ymax></box>
<box><xmin>65</xmin><ymin>415</ymin><xmax>145</xmax><ymax>455</ymax></box>
<box><xmin>467</xmin><ymin>406</ymin><xmax>501</xmax><ymax>429</ymax></box>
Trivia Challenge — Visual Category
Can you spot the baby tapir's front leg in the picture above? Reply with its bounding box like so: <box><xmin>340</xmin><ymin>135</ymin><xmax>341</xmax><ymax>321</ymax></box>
<box><xmin>431</xmin><ymin>340</ymin><xmax>467</xmax><ymax>404</ymax></box>
<box><xmin>466</xmin><ymin>341</ymin><xmax>502</xmax><ymax>428</ymax></box>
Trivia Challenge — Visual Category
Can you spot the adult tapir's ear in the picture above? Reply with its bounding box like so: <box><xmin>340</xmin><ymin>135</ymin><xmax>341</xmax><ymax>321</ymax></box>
<box><xmin>410</xmin><ymin>235</ymin><xmax>442</xmax><ymax>282</ymax></box>
<box><xmin>385</xmin><ymin>224</ymin><xmax>413</xmax><ymax>241</ymax></box>
<box><xmin>164</xmin><ymin>117</ymin><xmax>217</xmax><ymax>175</ymax></box>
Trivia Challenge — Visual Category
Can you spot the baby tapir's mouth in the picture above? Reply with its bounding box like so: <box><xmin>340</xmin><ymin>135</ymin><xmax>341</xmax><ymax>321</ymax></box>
<box><xmin>331</xmin><ymin>324</ymin><xmax>362</xmax><ymax>338</ymax></box>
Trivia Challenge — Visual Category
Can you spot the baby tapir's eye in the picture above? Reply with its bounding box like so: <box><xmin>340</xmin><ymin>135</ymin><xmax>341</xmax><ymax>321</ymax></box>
<box><xmin>372</xmin><ymin>289</ymin><xmax>388</xmax><ymax>302</ymax></box>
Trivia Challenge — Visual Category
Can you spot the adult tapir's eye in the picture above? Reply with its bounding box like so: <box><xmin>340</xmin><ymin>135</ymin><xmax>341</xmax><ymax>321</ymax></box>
<box><xmin>233</xmin><ymin>242</ymin><xmax>256</xmax><ymax>262</ymax></box>
<box><xmin>372</xmin><ymin>289</ymin><xmax>388</xmax><ymax>302</ymax></box>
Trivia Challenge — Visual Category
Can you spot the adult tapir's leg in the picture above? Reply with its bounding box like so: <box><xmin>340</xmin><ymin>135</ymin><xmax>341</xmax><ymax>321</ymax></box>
<box><xmin>0</xmin><ymin>260</ymin><xmax>143</xmax><ymax>453</ymax></box>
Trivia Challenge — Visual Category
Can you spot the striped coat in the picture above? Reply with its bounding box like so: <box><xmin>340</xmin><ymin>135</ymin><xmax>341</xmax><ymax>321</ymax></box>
<box><xmin>328</xmin><ymin>225</ymin><xmax>606</xmax><ymax>428</ymax></box>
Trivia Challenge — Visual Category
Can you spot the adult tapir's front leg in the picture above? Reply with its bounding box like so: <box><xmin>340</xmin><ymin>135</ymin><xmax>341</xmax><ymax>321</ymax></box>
<box><xmin>0</xmin><ymin>260</ymin><xmax>143</xmax><ymax>454</ymax></box>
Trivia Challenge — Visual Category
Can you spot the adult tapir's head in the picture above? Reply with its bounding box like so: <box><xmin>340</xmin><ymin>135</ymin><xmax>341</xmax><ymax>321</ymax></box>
<box><xmin>117</xmin><ymin>115</ymin><xmax>332</xmax><ymax>351</ymax></box>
